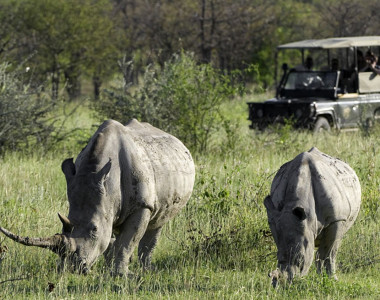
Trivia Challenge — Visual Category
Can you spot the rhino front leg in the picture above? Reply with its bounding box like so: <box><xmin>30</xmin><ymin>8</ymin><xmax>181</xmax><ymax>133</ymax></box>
<box><xmin>138</xmin><ymin>227</ymin><xmax>163</xmax><ymax>270</ymax></box>
<box><xmin>103</xmin><ymin>237</ymin><xmax>117</xmax><ymax>267</ymax></box>
<box><xmin>112</xmin><ymin>207</ymin><xmax>151</xmax><ymax>276</ymax></box>
<box><xmin>316</xmin><ymin>222</ymin><xmax>346</xmax><ymax>279</ymax></box>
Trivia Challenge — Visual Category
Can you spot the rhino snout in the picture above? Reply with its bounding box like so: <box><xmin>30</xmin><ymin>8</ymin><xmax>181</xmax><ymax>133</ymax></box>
<box><xmin>80</xmin><ymin>263</ymin><xmax>89</xmax><ymax>275</ymax></box>
<box><xmin>76</xmin><ymin>257</ymin><xmax>89</xmax><ymax>275</ymax></box>
<box><xmin>75</xmin><ymin>259</ymin><xmax>89</xmax><ymax>275</ymax></box>
<box><xmin>69</xmin><ymin>251</ymin><xmax>90</xmax><ymax>275</ymax></box>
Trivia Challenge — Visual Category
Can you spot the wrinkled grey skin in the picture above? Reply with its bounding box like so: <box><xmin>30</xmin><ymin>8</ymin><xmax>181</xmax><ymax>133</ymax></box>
<box><xmin>0</xmin><ymin>119</ymin><xmax>195</xmax><ymax>276</ymax></box>
<box><xmin>264</xmin><ymin>147</ymin><xmax>361</xmax><ymax>287</ymax></box>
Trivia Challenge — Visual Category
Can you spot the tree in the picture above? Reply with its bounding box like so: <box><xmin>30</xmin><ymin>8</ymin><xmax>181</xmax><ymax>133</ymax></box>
<box><xmin>195</xmin><ymin>0</ymin><xmax>275</xmax><ymax>69</ymax></box>
<box><xmin>10</xmin><ymin>0</ymin><xmax>119</xmax><ymax>100</ymax></box>
<box><xmin>0</xmin><ymin>1</ymin><xmax>16</xmax><ymax>60</ymax></box>
<box><xmin>111</xmin><ymin>0</ymin><xmax>281</xmax><ymax>86</ymax></box>
<box><xmin>313</xmin><ymin>0</ymin><xmax>377</xmax><ymax>37</ymax></box>
<box><xmin>0</xmin><ymin>63</ymin><xmax>56</xmax><ymax>153</ymax></box>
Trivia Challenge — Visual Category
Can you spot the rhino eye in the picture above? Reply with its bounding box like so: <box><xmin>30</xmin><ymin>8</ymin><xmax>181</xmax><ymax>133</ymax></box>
<box><xmin>90</xmin><ymin>225</ymin><xmax>98</xmax><ymax>238</ymax></box>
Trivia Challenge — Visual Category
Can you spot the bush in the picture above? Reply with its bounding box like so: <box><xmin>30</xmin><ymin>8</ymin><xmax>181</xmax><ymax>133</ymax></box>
<box><xmin>0</xmin><ymin>63</ymin><xmax>56</xmax><ymax>154</ymax></box>
<box><xmin>95</xmin><ymin>52</ymin><xmax>239</xmax><ymax>153</ymax></box>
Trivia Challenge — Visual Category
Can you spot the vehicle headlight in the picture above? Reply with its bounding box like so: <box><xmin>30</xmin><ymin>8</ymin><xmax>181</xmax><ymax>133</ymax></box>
<box><xmin>256</xmin><ymin>109</ymin><xmax>263</xmax><ymax>118</ymax></box>
<box><xmin>295</xmin><ymin>109</ymin><xmax>303</xmax><ymax>118</ymax></box>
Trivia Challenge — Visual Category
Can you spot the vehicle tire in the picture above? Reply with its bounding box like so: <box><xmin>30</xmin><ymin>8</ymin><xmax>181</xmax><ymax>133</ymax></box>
<box><xmin>374</xmin><ymin>109</ymin><xmax>380</xmax><ymax>124</ymax></box>
<box><xmin>313</xmin><ymin>117</ymin><xmax>331</xmax><ymax>133</ymax></box>
<box><xmin>366</xmin><ymin>118</ymin><xmax>374</xmax><ymax>129</ymax></box>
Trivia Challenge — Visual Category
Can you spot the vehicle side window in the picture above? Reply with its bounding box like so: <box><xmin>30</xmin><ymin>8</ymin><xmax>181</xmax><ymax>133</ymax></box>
<box><xmin>359</xmin><ymin>72</ymin><xmax>380</xmax><ymax>93</ymax></box>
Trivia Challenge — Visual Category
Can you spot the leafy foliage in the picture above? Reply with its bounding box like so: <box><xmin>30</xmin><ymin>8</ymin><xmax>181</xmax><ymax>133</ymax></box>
<box><xmin>96</xmin><ymin>52</ymin><xmax>239</xmax><ymax>152</ymax></box>
<box><xmin>0</xmin><ymin>63</ymin><xmax>56</xmax><ymax>154</ymax></box>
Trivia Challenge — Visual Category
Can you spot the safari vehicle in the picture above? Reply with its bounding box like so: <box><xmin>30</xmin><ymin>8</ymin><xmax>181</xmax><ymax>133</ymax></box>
<box><xmin>247</xmin><ymin>36</ymin><xmax>380</xmax><ymax>132</ymax></box>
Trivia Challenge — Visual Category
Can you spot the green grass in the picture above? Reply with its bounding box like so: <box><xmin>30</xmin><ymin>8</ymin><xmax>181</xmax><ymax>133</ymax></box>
<box><xmin>0</xmin><ymin>96</ymin><xmax>380</xmax><ymax>299</ymax></box>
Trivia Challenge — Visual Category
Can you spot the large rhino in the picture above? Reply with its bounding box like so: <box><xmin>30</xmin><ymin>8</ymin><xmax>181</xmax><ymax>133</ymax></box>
<box><xmin>0</xmin><ymin>119</ymin><xmax>195</xmax><ymax>275</ymax></box>
<box><xmin>264</xmin><ymin>147</ymin><xmax>361</xmax><ymax>286</ymax></box>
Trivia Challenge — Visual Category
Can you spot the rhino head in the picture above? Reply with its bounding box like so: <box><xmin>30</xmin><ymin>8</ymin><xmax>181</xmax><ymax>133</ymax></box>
<box><xmin>264</xmin><ymin>195</ymin><xmax>315</xmax><ymax>286</ymax></box>
<box><xmin>0</xmin><ymin>158</ymin><xmax>114</xmax><ymax>274</ymax></box>
<box><xmin>58</xmin><ymin>157</ymin><xmax>115</xmax><ymax>273</ymax></box>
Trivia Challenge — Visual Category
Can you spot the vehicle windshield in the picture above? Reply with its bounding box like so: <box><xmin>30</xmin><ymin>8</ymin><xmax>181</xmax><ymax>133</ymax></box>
<box><xmin>280</xmin><ymin>70</ymin><xmax>339</xmax><ymax>99</ymax></box>
<box><xmin>284</xmin><ymin>71</ymin><xmax>339</xmax><ymax>90</ymax></box>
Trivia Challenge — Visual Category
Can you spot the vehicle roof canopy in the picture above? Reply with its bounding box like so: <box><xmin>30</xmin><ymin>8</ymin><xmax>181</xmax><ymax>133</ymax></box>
<box><xmin>277</xmin><ymin>36</ymin><xmax>380</xmax><ymax>50</ymax></box>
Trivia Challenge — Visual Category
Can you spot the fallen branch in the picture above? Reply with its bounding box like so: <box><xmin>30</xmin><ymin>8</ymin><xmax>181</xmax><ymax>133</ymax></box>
<box><xmin>0</xmin><ymin>275</ymin><xmax>30</xmax><ymax>285</ymax></box>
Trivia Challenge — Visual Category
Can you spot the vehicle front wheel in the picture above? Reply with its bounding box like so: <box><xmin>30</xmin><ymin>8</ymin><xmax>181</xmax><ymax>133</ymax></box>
<box><xmin>313</xmin><ymin>117</ymin><xmax>331</xmax><ymax>133</ymax></box>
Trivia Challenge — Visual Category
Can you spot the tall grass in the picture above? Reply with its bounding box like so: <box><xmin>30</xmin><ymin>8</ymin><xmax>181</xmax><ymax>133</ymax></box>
<box><xmin>0</xmin><ymin>96</ymin><xmax>379</xmax><ymax>299</ymax></box>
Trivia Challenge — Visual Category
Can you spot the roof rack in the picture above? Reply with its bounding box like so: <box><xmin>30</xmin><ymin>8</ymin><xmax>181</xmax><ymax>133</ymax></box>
<box><xmin>277</xmin><ymin>36</ymin><xmax>380</xmax><ymax>50</ymax></box>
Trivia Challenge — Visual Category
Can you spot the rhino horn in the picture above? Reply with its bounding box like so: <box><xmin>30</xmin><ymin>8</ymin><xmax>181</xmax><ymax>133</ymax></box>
<box><xmin>0</xmin><ymin>226</ymin><xmax>67</xmax><ymax>254</ymax></box>
<box><xmin>58</xmin><ymin>213</ymin><xmax>73</xmax><ymax>233</ymax></box>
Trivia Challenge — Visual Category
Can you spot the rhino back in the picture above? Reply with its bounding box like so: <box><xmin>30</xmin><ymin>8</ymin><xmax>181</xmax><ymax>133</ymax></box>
<box><xmin>123</xmin><ymin>119</ymin><xmax>195</xmax><ymax>227</ymax></box>
<box><xmin>270</xmin><ymin>147</ymin><xmax>361</xmax><ymax>226</ymax></box>
<box><xmin>75</xmin><ymin>119</ymin><xmax>195</xmax><ymax>228</ymax></box>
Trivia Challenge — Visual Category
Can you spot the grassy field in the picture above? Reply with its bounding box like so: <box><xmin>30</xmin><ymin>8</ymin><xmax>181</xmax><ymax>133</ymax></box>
<box><xmin>0</xmin><ymin>96</ymin><xmax>379</xmax><ymax>299</ymax></box>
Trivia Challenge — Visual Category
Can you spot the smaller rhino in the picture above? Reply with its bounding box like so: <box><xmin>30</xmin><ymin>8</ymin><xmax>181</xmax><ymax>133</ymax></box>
<box><xmin>264</xmin><ymin>147</ymin><xmax>361</xmax><ymax>286</ymax></box>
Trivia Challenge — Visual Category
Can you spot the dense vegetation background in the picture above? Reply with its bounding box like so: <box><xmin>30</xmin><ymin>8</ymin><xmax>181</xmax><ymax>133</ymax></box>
<box><xmin>2</xmin><ymin>0</ymin><xmax>380</xmax><ymax>154</ymax></box>
<box><xmin>0</xmin><ymin>0</ymin><xmax>380</xmax><ymax>298</ymax></box>
<box><xmin>2</xmin><ymin>0</ymin><xmax>380</xmax><ymax>101</ymax></box>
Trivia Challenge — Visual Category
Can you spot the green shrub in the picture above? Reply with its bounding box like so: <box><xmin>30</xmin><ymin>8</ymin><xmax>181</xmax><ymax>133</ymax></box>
<box><xmin>95</xmin><ymin>52</ymin><xmax>239</xmax><ymax>153</ymax></box>
<box><xmin>0</xmin><ymin>63</ymin><xmax>56</xmax><ymax>154</ymax></box>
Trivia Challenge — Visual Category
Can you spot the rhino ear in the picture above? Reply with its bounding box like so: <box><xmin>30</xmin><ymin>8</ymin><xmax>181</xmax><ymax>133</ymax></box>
<box><xmin>264</xmin><ymin>195</ymin><xmax>285</xmax><ymax>213</ymax></box>
<box><xmin>97</xmin><ymin>159</ymin><xmax>112</xmax><ymax>183</ymax></box>
<box><xmin>62</xmin><ymin>158</ymin><xmax>75</xmax><ymax>183</ymax></box>
<box><xmin>292</xmin><ymin>207</ymin><xmax>307</xmax><ymax>221</ymax></box>
<box><xmin>264</xmin><ymin>195</ymin><xmax>274</xmax><ymax>211</ymax></box>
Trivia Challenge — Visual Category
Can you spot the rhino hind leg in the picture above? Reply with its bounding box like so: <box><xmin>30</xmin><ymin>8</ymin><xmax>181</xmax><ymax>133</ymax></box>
<box><xmin>316</xmin><ymin>222</ymin><xmax>347</xmax><ymax>279</ymax></box>
<box><xmin>111</xmin><ymin>207</ymin><xmax>151</xmax><ymax>276</ymax></box>
<box><xmin>138</xmin><ymin>227</ymin><xmax>163</xmax><ymax>270</ymax></box>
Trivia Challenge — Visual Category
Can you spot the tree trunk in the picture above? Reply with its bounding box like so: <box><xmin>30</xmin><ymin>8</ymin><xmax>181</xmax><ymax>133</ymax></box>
<box><xmin>199</xmin><ymin>0</ymin><xmax>215</xmax><ymax>63</ymax></box>
<box><xmin>52</xmin><ymin>66</ymin><xmax>59</xmax><ymax>100</ymax></box>
<box><xmin>64</xmin><ymin>70</ymin><xmax>81</xmax><ymax>100</ymax></box>
<box><xmin>93</xmin><ymin>75</ymin><xmax>102</xmax><ymax>100</ymax></box>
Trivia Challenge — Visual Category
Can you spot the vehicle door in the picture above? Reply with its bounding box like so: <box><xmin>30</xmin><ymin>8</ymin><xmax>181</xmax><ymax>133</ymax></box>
<box><xmin>335</xmin><ymin>96</ymin><xmax>361</xmax><ymax>128</ymax></box>
<box><xmin>358</xmin><ymin>94</ymin><xmax>380</xmax><ymax>124</ymax></box>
